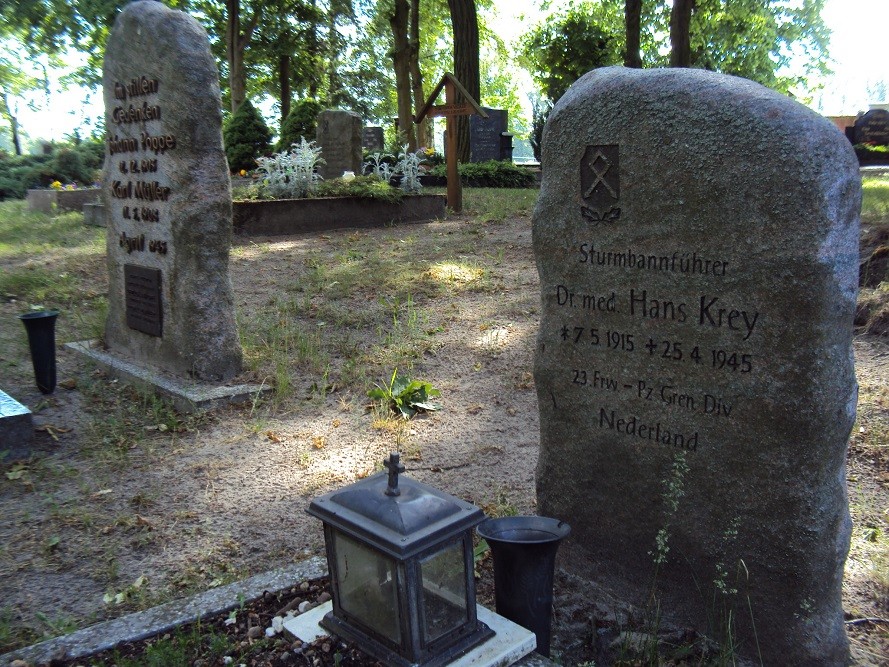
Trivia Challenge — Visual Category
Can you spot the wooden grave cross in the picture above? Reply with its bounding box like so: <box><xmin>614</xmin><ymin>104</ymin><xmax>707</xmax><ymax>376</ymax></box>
<box><xmin>414</xmin><ymin>72</ymin><xmax>487</xmax><ymax>213</ymax></box>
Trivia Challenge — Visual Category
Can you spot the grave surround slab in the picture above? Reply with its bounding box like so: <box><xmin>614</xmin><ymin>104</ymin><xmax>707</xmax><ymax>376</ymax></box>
<box><xmin>533</xmin><ymin>66</ymin><xmax>860</xmax><ymax>665</ymax></box>
<box><xmin>0</xmin><ymin>389</ymin><xmax>32</xmax><ymax>460</ymax></box>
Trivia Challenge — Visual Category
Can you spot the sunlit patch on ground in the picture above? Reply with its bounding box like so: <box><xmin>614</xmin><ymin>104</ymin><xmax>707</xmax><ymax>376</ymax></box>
<box><xmin>426</xmin><ymin>261</ymin><xmax>484</xmax><ymax>284</ymax></box>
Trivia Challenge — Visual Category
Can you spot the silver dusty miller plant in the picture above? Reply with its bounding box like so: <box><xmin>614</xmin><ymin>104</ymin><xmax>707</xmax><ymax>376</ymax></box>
<box><xmin>363</xmin><ymin>152</ymin><xmax>394</xmax><ymax>183</ymax></box>
<box><xmin>395</xmin><ymin>144</ymin><xmax>425</xmax><ymax>193</ymax></box>
<box><xmin>255</xmin><ymin>137</ymin><xmax>325</xmax><ymax>199</ymax></box>
<box><xmin>364</xmin><ymin>146</ymin><xmax>426</xmax><ymax>193</ymax></box>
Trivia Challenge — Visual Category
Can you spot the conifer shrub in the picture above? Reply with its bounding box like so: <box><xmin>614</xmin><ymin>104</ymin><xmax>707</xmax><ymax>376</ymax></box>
<box><xmin>223</xmin><ymin>100</ymin><xmax>272</xmax><ymax>173</ymax></box>
<box><xmin>278</xmin><ymin>99</ymin><xmax>323</xmax><ymax>151</ymax></box>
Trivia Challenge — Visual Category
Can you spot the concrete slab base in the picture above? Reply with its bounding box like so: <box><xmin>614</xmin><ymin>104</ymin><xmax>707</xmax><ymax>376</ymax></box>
<box><xmin>0</xmin><ymin>389</ymin><xmax>33</xmax><ymax>461</ymax></box>
<box><xmin>284</xmin><ymin>601</ymin><xmax>537</xmax><ymax>667</ymax></box>
<box><xmin>66</xmin><ymin>340</ymin><xmax>270</xmax><ymax>413</ymax></box>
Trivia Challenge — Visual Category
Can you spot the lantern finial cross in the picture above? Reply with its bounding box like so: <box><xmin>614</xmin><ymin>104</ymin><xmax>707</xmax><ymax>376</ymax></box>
<box><xmin>384</xmin><ymin>452</ymin><xmax>405</xmax><ymax>496</ymax></box>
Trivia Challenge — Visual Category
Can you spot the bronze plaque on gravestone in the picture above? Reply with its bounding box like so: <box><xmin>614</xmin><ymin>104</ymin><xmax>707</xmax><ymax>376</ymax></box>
<box><xmin>124</xmin><ymin>264</ymin><xmax>162</xmax><ymax>337</ymax></box>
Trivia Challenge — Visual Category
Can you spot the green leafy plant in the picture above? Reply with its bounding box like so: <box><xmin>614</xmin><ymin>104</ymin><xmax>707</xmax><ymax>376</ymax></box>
<box><xmin>255</xmin><ymin>138</ymin><xmax>325</xmax><ymax>199</ymax></box>
<box><xmin>315</xmin><ymin>175</ymin><xmax>404</xmax><ymax>203</ymax></box>
<box><xmin>368</xmin><ymin>368</ymin><xmax>441</xmax><ymax>419</ymax></box>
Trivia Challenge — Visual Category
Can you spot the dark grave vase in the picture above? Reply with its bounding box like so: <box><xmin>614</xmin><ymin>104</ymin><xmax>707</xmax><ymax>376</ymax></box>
<box><xmin>477</xmin><ymin>515</ymin><xmax>570</xmax><ymax>657</ymax></box>
<box><xmin>18</xmin><ymin>310</ymin><xmax>59</xmax><ymax>394</ymax></box>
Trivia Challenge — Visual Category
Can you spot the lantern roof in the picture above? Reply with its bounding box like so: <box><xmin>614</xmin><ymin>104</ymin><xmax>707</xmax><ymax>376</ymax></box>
<box><xmin>308</xmin><ymin>466</ymin><xmax>484</xmax><ymax>559</ymax></box>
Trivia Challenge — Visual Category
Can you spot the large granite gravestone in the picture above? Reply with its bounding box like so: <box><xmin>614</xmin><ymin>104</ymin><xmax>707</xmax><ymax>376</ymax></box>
<box><xmin>316</xmin><ymin>110</ymin><xmax>363</xmax><ymax>180</ymax></box>
<box><xmin>533</xmin><ymin>68</ymin><xmax>860</xmax><ymax>665</ymax></box>
<box><xmin>68</xmin><ymin>1</ymin><xmax>258</xmax><ymax>411</ymax></box>
<box><xmin>853</xmin><ymin>108</ymin><xmax>889</xmax><ymax>145</ymax></box>
<box><xmin>470</xmin><ymin>108</ymin><xmax>508</xmax><ymax>162</ymax></box>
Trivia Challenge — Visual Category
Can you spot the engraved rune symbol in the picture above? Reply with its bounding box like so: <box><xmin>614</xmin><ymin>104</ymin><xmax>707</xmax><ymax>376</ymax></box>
<box><xmin>584</xmin><ymin>152</ymin><xmax>617</xmax><ymax>200</ymax></box>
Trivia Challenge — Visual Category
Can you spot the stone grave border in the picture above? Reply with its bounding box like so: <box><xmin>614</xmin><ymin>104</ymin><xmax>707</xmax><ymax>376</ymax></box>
<box><xmin>0</xmin><ymin>553</ymin><xmax>554</xmax><ymax>667</ymax></box>
<box><xmin>0</xmin><ymin>558</ymin><xmax>326</xmax><ymax>666</ymax></box>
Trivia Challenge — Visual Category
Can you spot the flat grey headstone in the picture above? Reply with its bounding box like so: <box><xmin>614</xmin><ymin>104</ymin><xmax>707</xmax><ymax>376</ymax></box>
<box><xmin>101</xmin><ymin>1</ymin><xmax>242</xmax><ymax>382</ymax></box>
<box><xmin>316</xmin><ymin>109</ymin><xmax>363</xmax><ymax>181</ymax></box>
<box><xmin>533</xmin><ymin>67</ymin><xmax>860</xmax><ymax>665</ymax></box>
<box><xmin>0</xmin><ymin>389</ymin><xmax>32</xmax><ymax>460</ymax></box>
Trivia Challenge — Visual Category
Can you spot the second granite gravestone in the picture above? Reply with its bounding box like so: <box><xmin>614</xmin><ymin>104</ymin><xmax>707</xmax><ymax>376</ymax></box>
<box><xmin>316</xmin><ymin>109</ymin><xmax>363</xmax><ymax>180</ymax></box>
<box><xmin>533</xmin><ymin>67</ymin><xmax>860</xmax><ymax>665</ymax></box>
<box><xmin>68</xmin><ymin>0</ymin><xmax>261</xmax><ymax>411</ymax></box>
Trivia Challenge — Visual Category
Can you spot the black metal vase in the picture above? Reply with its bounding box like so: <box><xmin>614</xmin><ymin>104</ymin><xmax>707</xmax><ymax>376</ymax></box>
<box><xmin>18</xmin><ymin>310</ymin><xmax>59</xmax><ymax>394</ymax></box>
<box><xmin>477</xmin><ymin>515</ymin><xmax>570</xmax><ymax>657</ymax></box>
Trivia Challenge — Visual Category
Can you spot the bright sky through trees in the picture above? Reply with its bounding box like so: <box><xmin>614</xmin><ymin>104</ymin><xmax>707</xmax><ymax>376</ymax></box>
<box><xmin>11</xmin><ymin>0</ymin><xmax>889</xmax><ymax>143</ymax></box>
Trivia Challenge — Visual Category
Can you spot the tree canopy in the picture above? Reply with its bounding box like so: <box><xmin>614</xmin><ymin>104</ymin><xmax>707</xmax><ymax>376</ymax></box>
<box><xmin>522</xmin><ymin>0</ymin><xmax>830</xmax><ymax>104</ymax></box>
<box><xmin>0</xmin><ymin>0</ymin><xmax>831</xmax><ymax>152</ymax></box>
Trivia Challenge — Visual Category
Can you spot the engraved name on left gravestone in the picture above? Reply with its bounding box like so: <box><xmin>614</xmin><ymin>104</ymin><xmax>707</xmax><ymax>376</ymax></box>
<box><xmin>102</xmin><ymin>0</ymin><xmax>241</xmax><ymax>381</ymax></box>
<box><xmin>533</xmin><ymin>67</ymin><xmax>860</xmax><ymax>665</ymax></box>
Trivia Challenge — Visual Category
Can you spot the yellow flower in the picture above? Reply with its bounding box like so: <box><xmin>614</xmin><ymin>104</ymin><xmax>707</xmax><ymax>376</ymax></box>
<box><xmin>50</xmin><ymin>181</ymin><xmax>62</xmax><ymax>190</ymax></box>
<box><xmin>239</xmin><ymin>169</ymin><xmax>247</xmax><ymax>177</ymax></box>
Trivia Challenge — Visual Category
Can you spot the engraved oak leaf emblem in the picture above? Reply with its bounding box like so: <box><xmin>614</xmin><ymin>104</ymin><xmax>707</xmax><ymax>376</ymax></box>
<box><xmin>581</xmin><ymin>206</ymin><xmax>621</xmax><ymax>224</ymax></box>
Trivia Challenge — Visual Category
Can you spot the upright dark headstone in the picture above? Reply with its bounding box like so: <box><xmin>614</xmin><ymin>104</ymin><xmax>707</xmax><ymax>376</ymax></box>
<box><xmin>853</xmin><ymin>108</ymin><xmax>889</xmax><ymax>145</ymax></box>
<box><xmin>100</xmin><ymin>0</ymin><xmax>241</xmax><ymax>382</ymax></box>
<box><xmin>316</xmin><ymin>109</ymin><xmax>363</xmax><ymax>180</ymax></box>
<box><xmin>362</xmin><ymin>126</ymin><xmax>384</xmax><ymax>152</ymax></box>
<box><xmin>534</xmin><ymin>67</ymin><xmax>860</xmax><ymax>665</ymax></box>
<box><xmin>470</xmin><ymin>108</ymin><xmax>508</xmax><ymax>162</ymax></box>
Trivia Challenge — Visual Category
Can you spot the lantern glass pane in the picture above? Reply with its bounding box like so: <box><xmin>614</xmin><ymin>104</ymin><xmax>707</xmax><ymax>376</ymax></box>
<box><xmin>333</xmin><ymin>531</ymin><xmax>401</xmax><ymax>643</ymax></box>
<box><xmin>419</xmin><ymin>539</ymin><xmax>468</xmax><ymax>644</ymax></box>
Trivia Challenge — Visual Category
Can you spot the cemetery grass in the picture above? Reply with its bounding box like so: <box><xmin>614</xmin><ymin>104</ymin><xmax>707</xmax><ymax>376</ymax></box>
<box><xmin>0</xmin><ymin>182</ymin><xmax>886</xmax><ymax>665</ymax></box>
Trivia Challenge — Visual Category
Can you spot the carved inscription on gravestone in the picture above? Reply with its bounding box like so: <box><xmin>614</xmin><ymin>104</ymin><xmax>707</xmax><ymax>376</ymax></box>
<box><xmin>534</xmin><ymin>67</ymin><xmax>859</xmax><ymax>665</ymax></box>
<box><xmin>102</xmin><ymin>1</ymin><xmax>241</xmax><ymax>381</ymax></box>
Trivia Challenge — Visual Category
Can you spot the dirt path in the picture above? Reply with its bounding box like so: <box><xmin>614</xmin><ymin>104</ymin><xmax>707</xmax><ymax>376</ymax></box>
<box><xmin>1</xmin><ymin>209</ymin><xmax>886</xmax><ymax>663</ymax></box>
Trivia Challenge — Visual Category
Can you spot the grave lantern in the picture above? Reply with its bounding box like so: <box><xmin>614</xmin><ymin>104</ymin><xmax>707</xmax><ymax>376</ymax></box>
<box><xmin>307</xmin><ymin>453</ymin><xmax>493</xmax><ymax>666</ymax></box>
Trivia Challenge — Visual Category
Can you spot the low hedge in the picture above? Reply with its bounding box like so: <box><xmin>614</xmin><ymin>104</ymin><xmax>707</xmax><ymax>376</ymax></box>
<box><xmin>429</xmin><ymin>160</ymin><xmax>535</xmax><ymax>188</ymax></box>
<box><xmin>0</xmin><ymin>140</ymin><xmax>103</xmax><ymax>200</ymax></box>
<box><xmin>855</xmin><ymin>143</ymin><xmax>889</xmax><ymax>165</ymax></box>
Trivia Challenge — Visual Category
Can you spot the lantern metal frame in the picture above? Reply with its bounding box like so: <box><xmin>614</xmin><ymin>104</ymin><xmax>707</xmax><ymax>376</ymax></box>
<box><xmin>307</xmin><ymin>454</ymin><xmax>493</xmax><ymax>667</ymax></box>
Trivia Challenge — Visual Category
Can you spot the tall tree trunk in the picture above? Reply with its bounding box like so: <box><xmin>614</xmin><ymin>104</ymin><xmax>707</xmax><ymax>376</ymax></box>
<box><xmin>624</xmin><ymin>0</ymin><xmax>642</xmax><ymax>68</ymax></box>
<box><xmin>669</xmin><ymin>0</ymin><xmax>694</xmax><ymax>68</ymax></box>
<box><xmin>309</xmin><ymin>0</ymin><xmax>320</xmax><ymax>98</ymax></box>
<box><xmin>1</xmin><ymin>92</ymin><xmax>22</xmax><ymax>156</ymax></box>
<box><xmin>226</xmin><ymin>0</ymin><xmax>261</xmax><ymax>113</ymax></box>
<box><xmin>10</xmin><ymin>113</ymin><xmax>20</xmax><ymax>156</ymax></box>
<box><xmin>409</xmin><ymin>0</ymin><xmax>430</xmax><ymax>149</ymax></box>
<box><xmin>390</xmin><ymin>0</ymin><xmax>417</xmax><ymax>150</ymax></box>
<box><xmin>279</xmin><ymin>54</ymin><xmax>291</xmax><ymax>125</ymax></box>
<box><xmin>327</xmin><ymin>8</ymin><xmax>339</xmax><ymax>105</ymax></box>
<box><xmin>447</xmin><ymin>0</ymin><xmax>479</xmax><ymax>163</ymax></box>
